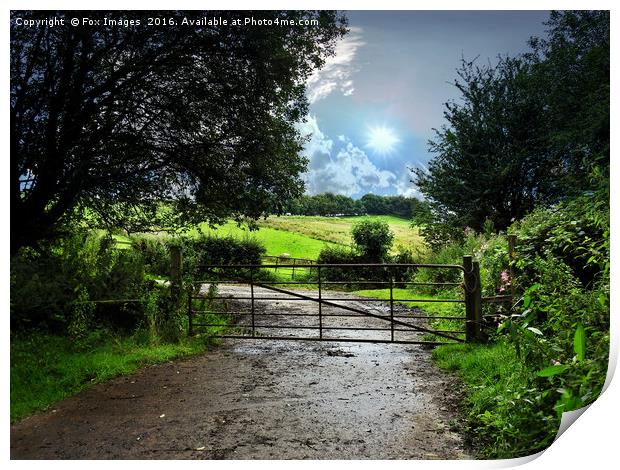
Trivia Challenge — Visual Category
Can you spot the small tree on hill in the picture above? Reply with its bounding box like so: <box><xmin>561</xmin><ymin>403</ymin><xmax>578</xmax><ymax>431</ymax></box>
<box><xmin>351</xmin><ymin>220</ymin><xmax>394</xmax><ymax>262</ymax></box>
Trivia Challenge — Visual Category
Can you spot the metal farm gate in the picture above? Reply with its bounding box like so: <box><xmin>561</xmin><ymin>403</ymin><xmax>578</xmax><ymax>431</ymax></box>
<box><xmin>182</xmin><ymin>255</ymin><xmax>487</xmax><ymax>346</ymax></box>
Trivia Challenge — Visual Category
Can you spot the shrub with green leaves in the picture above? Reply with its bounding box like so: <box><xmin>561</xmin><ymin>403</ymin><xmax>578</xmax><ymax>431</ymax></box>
<box><xmin>351</xmin><ymin>219</ymin><xmax>394</xmax><ymax>262</ymax></box>
<box><xmin>425</xmin><ymin>190</ymin><xmax>608</xmax><ymax>458</ymax></box>
<box><xmin>470</xmin><ymin>190</ymin><xmax>609</xmax><ymax>457</ymax></box>
<box><xmin>131</xmin><ymin>233</ymin><xmax>267</xmax><ymax>280</ymax></box>
<box><xmin>11</xmin><ymin>232</ymin><xmax>147</xmax><ymax>331</ymax></box>
<box><xmin>132</xmin><ymin>235</ymin><xmax>170</xmax><ymax>276</ymax></box>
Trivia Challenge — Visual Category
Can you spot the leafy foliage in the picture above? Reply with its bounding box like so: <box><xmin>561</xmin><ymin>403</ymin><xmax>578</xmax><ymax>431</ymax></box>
<box><xmin>503</xmin><ymin>190</ymin><xmax>609</xmax><ymax>412</ymax></box>
<box><xmin>430</xmin><ymin>190</ymin><xmax>609</xmax><ymax>458</ymax></box>
<box><xmin>414</xmin><ymin>11</ymin><xmax>609</xmax><ymax>235</ymax></box>
<box><xmin>413</xmin><ymin>185</ymin><xmax>609</xmax><ymax>458</ymax></box>
<box><xmin>11</xmin><ymin>10</ymin><xmax>348</xmax><ymax>253</ymax></box>
<box><xmin>316</xmin><ymin>221</ymin><xmax>414</xmax><ymax>286</ymax></box>
<box><xmin>132</xmin><ymin>233</ymin><xmax>266</xmax><ymax>280</ymax></box>
<box><xmin>11</xmin><ymin>233</ymin><xmax>147</xmax><ymax>331</ymax></box>
<box><xmin>351</xmin><ymin>220</ymin><xmax>394</xmax><ymax>262</ymax></box>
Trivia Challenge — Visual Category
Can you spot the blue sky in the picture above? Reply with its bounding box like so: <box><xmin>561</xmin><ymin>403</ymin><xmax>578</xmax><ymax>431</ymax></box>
<box><xmin>299</xmin><ymin>10</ymin><xmax>550</xmax><ymax>198</ymax></box>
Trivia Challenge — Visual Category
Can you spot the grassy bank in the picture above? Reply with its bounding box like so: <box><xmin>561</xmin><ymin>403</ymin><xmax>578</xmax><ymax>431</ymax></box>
<box><xmin>432</xmin><ymin>341</ymin><xmax>557</xmax><ymax>458</ymax></box>
<box><xmin>10</xmin><ymin>330</ymin><xmax>220</xmax><ymax>423</ymax></box>
<box><xmin>352</xmin><ymin>287</ymin><xmax>557</xmax><ymax>457</ymax></box>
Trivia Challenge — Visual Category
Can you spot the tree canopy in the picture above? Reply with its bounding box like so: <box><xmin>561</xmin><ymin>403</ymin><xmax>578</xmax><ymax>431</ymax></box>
<box><xmin>11</xmin><ymin>10</ymin><xmax>347</xmax><ymax>253</ymax></box>
<box><xmin>351</xmin><ymin>220</ymin><xmax>394</xmax><ymax>262</ymax></box>
<box><xmin>414</xmin><ymin>11</ymin><xmax>609</xmax><ymax>239</ymax></box>
<box><xmin>282</xmin><ymin>192</ymin><xmax>424</xmax><ymax>218</ymax></box>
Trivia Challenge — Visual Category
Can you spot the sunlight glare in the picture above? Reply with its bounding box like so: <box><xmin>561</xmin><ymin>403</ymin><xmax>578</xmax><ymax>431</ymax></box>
<box><xmin>366</xmin><ymin>126</ymin><xmax>399</xmax><ymax>155</ymax></box>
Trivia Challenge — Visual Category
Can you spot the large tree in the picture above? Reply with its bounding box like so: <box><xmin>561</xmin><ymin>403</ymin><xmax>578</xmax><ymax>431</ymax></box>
<box><xmin>414</xmin><ymin>10</ymin><xmax>609</xmax><ymax>235</ymax></box>
<box><xmin>526</xmin><ymin>10</ymin><xmax>610</xmax><ymax>192</ymax></box>
<box><xmin>415</xmin><ymin>56</ymin><xmax>551</xmax><ymax>232</ymax></box>
<box><xmin>11</xmin><ymin>10</ymin><xmax>347</xmax><ymax>254</ymax></box>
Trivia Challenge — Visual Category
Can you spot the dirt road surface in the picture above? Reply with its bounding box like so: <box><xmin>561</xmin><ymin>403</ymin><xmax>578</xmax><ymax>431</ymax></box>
<box><xmin>11</xmin><ymin>286</ymin><xmax>470</xmax><ymax>460</ymax></box>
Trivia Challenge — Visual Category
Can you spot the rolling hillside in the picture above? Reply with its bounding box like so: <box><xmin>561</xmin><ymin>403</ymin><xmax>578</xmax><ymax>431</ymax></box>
<box><xmin>193</xmin><ymin>215</ymin><xmax>426</xmax><ymax>259</ymax></box>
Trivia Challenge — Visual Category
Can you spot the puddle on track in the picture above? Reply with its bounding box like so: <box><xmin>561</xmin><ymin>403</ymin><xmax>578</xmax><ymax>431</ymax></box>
<box><xmin>11</xmin><ymin>287</ymin><xmax>470</xmax><ymax>460</ymax></box>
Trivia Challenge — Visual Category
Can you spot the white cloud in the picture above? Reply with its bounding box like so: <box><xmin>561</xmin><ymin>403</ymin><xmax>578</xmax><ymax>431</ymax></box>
<box><xmin>394</xmin><ymin>169</ymin><xmax>424</xmax><ymax>199</ymax></box>
<box><xmin>297</xmin><ymin>116</ymin><xmax>397</xmax><ymax>197</ymax></box>
<box><xmin>306</xmin><ymin>27</ymin><xmax>365</xmax><ymax>103</ymax></box>
<box><xmin>297</xmin><ymin>115</ymin><xmax>332</xmax><ymax>169</ymax></box>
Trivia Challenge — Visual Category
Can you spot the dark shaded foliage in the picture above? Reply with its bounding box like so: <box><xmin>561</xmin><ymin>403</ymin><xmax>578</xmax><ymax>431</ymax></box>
<box><xmin>11</xmin><ymin>10</ymin><xmax>347</xmax><ymax>253</ymax></box>
<box><xmin>282</xmin><ymin>192</ymin><xmax>425</xmax><ymax>218</ymax></box>
<box><xmin>414</xmin><ymin>11</ymin><xmax>609</xmax><ymax>241</ymax></box>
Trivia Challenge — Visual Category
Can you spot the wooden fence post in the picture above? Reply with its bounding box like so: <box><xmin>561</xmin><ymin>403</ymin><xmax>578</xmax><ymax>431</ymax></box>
<box><xmin>472</xmin><ymin>261</ymin><xmax>483</xmax><ymax>341</ymax></box>
<box><xmin>250</xmin><ymin>267</ymin><xmax>255</xmax><ymax>337</ymax></box>
<box><xmin>507</xmin><ymin>234</ymin><xmax>517</xmax><ymax>259</ymax></box>
<box><xmin>170</xmin><ymin>245</ymin><xmax>183</xmax><ymax>319</ymax></box>
<box><xmin>389</xmin><ymin>275</ymin><xmax>394</xmax><ymax>342</ymax></box>
<box><xmin>463</xmin><ymin>255</ymin><xmax>475</xmax><ymax>342</ymax></box>
<box><xmin>318</xmin><ymin>265</ymin><xmax>323</xmax><ymax>340</ymax></box>
<box><xmin>464</xmin><ymin>256</ymin><xmax>483</xmax><ymax>341</ymax></box>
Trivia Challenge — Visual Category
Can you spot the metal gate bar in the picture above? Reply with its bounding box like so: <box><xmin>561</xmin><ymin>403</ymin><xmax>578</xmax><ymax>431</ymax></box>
<box><xmin>193</xmin><ymin>322</ymin><xmax>464</xmax><ymax>333</ymax></box>
<box><xmin>186</xmin><ymin>259</ymin><xmax>482</xmax><ymax>343</ymax></box>
<box><xmin>206</xmin><ymin>295</ymin><xmax>464</xmax><ymax>303</ymax></box>
<box><xmin>219</xmin><ymin>335</ymin><xmax>457</xmax><ymax>346</ymax></box>
<box><xmin>250</xmin><ymin>281</ymin><xmax>464</xmax><ymax>342</ymax></box>
<box><xmin>191</xmin><ymin>310</ymin><xmax>466</xmax><ymax>322</ymax></box>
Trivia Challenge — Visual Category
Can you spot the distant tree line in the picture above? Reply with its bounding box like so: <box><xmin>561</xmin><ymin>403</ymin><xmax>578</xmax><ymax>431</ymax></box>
<box><xmin>282</xmin><ymin>193</ymin><xmax>427</xmax><ymax>218</ymax></box>
<box><xmin>414</xmin><ymin>11</ymin><xmax>609</xmax><ymax>245</ymax></box>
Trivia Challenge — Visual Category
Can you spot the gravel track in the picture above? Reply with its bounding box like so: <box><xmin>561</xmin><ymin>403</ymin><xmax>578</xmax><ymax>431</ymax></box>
<box><xmin>11</xmin><ymin>285</ymin><xmax>469</xmax><ymax>460</ymax></box>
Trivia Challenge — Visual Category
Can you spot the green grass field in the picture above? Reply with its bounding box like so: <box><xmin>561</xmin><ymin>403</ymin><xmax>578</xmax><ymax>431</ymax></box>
<box><xmin>188</xmin><ymin>221</ymin><xmax>339</xmax><ymax>259</ymax></box>
<box><xmin>183</xmin><ymin>215</ymin><xmax>426</xmax><ymax>260</ymax></box>
<box><xmin>258</xmin><ymin>215</ymin><xmax>424</xmax><ymax>251</ymax></box>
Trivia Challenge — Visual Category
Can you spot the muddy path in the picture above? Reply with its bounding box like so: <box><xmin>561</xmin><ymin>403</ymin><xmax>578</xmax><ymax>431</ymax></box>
<box><xmin>11</xmin><ymin>287</ymin><xmax>470</xmax><ymax>460</ymax></box>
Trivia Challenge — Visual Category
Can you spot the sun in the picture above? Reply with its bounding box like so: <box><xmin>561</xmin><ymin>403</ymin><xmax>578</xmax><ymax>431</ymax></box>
<box><xmin>366</xmin><ymin>126</ymin><xmax>399</xmax><ymax>155</ymax></box>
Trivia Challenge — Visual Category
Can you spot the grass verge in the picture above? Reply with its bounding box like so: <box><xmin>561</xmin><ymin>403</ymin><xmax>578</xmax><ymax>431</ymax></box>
<box><xmin>432</xmin><ymin>341</ymin><xmax>558</xmax><ymax>458</ymax></box>
<box><xmin>352</xmin><ymin>287</ymin><xmax>558</xmax><ymax>458</ymax></box>
<box><xmin>10</xmin><ymin>329</ymin><xmax>219</xmax><ymax>423</ymax></box>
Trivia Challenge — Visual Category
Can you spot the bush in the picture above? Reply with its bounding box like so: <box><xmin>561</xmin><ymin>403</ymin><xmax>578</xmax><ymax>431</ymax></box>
<box><xmin>351</xmin><ymin>220</ymin><xmax>394</xmax><ymax>261</ymax></box>
<box><xmin>132</xmin><ymin>233</ymin><xmax>267</xmax><ymax>281</ymax></box>
<box><xmin>180</xmin><ymin>234</ymin><xmax>267</xmax><ymax>283</ymax></box>
<box><xmin>500</xmin><ymin>192</ymin><xmax>610</xmax><ymax>416</ymax></box>
<box><xmin>192</xmin><ymin>234</ymin><xmax>265</xmax><ymax>266</ymax></box>
<box><xmin>418</xmin><ymin>218</ymin><xmax>466</xmax><ymax>250</ymax></box>
<box><xmin>436</xmin><ymin>190</ymin><xmax>610</xmax><ymax>458</ymax></box>
<box><xmin>412</xmin><ymin>240</ymin><xmax>466</xmax><ymax>293</ymax></box>
<box><xmin>313</xmin><ymin>220</ymin><xmax>402</xmax><ymax>287</ymax></box>
<box><xmin>409</xmin><ymin>229</ymin><xmax>510</xmax><ymax>299</ymax></box>
<box><xmin>11</xmin><ymin>233</ymin><xmax>148</xmax><ymax>331</ymax></box>
<box><xmin>316</xmin><ymin>245</ymin><xmax>416</xmax><ymax>287</ymax></box>
<box><xmin>132</xmin><ymin>235</ymin><xmax>170</xmax><ymax>276</ymax></box>
<box><xmin>510</xmin><ymin>191</ymin><xmax>608</xmax><ymax>289</ymax></box>
<box><xmin>316</xmin><ymin>246</ymin><xmax>361</xmax><ymax>283</ymax></box>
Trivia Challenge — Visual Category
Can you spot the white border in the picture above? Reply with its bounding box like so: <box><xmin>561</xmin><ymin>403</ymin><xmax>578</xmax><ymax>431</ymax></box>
<box><xmin>3</xmin><ymin>2</ymin><xmax>617</xmax><ymax>469</ymax></box>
